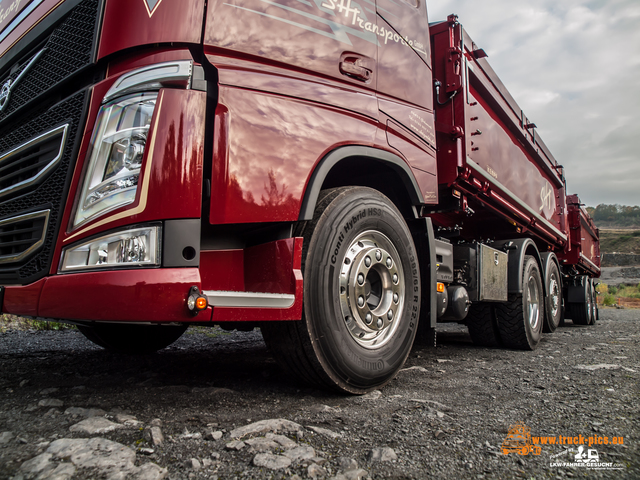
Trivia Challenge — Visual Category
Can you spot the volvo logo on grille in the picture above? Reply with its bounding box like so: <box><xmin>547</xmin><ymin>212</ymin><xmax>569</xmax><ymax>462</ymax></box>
<box><xmin>0</xmin><ymin>79</ymin><xmax>12</xmax><ymax>111</ymax></box>
<box><xmin>0</xmin><ymin>48</ymin><xmax>46</xmax><ymax>113</ymax></box>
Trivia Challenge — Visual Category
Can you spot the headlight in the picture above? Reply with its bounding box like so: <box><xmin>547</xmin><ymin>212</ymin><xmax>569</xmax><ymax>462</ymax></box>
<box><xmin>73</xmin><ymin>92</ymin><xmax>158</xmax><ymax>227</ymax></box>
<box><xmin>60</xmin><ymin>225</ymin><xmax>161</xmax><ymax>272</ymax></box>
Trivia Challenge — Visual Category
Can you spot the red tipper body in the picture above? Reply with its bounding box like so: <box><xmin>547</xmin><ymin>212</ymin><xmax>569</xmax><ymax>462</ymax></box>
<box><xmin>429</xmin><ymin>17</ymin><xmax>569</xmax><ymax>251</ymax></box>
<box><xmin>559</xmin><ymin>195</ymin><xmax>601</xmax><ymax>275</ymax></box>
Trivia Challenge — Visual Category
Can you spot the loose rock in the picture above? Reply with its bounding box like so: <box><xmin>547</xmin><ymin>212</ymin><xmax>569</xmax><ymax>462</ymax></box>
<box><xmin>69</xmin><ymin>417</ymin><xmax>123</xmax><ymax>435</ymax></box>
<box><xmin>143</xmin><ymin>426</ymin><xmax>165</xmax><ymax>446</ymax></box>
<box><xmin>38</xmin><ymin>398</ymin><xmax>63</xmax><ymax>408</ymax></box>
<box><xmin>283</xmin><ymin>445</ymin><xmax>315</xmax><ymax>462</ymax></box>
<box><xmin>253</xmin><ymin>452</ymin><xmax>292</xmax><ymax>470</ymax></box>
<box><xmin>229</xmin><ymin>418</ymin><xmax>304</xmax><ymax>439</ymax></box>
<box><xmin>307</xmin><ymin>425</ymin><xmax>342</xmax><ymax>439</ymax></box>
<box><xmin>367</xmin><ymin>447</ymin><xmax>397</xmax><ymax>462</ymax></box>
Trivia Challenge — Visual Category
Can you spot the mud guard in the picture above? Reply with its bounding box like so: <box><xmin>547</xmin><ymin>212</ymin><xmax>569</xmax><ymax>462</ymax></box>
<box><xmin>493</xmin><ymin>239</ymin><xmax>544</xmax><ymax>297</ymax></box>
<box><xmin>412</xmin><ymin>217</ymin><xmax>437</xmax><ymax>328</ymax></box>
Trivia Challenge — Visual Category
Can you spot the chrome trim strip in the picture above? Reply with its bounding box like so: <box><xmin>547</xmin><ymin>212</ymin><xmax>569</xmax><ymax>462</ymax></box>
<box><xmin>103</xmin><ymin>61</ymin><xmax>193</xmax><ymax>103</ymax></box>
<box><xmin>467</xmin><ymin>158</ymin><xmax>568</xmax><ymax>242</ymax></box>
<box><xmin>0</xmin><ymin>0</ymin><xmax>46</xmax><ymax>44</ymax></box>
<box><xmin>579</xmin><ymin>253</ymin><xmax>599</xmax><ymax>272</ymax></box>
<box><xmin>0</xmin><ymin>124</ymin><xmax>68</xmax><ymax>200</ymax></box>
<box><xmin>0</xmin><ymin>209</ymin><xmax>50</xmax><ymax>264</ymax></box>
<box><xmin>204</xmin><ymin>290</ymin><xmax>296</xmax><ymax>308</ymax></box>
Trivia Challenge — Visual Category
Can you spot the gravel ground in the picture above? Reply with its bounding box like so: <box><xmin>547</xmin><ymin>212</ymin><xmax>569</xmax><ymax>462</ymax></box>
<box><xmin>599</xmin><ymin>267</ymin><xmax>640</xmax><ymax>287</ymax></box>
<box><xmin>0</xmin><ymin>308</ymin><xmax>638</xmax><ymax>479</ymax></box>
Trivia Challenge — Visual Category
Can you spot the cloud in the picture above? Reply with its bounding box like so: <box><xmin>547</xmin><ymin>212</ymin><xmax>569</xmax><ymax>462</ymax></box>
<box><xmin>428</xmin><ymin>0</ymin><xmax>640</xmax><ymax>206</ymax></box>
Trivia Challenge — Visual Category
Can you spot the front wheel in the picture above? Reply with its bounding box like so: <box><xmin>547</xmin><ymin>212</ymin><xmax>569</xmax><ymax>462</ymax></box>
<box><xmin>77</xmin><ymin>323</ymin><xmax>188</xmax><ymax>354</ymax></box>
<box><xmin>261</xmin><ymin>187</ymin><xmax>420</xmax><ymax>394</ymax></box>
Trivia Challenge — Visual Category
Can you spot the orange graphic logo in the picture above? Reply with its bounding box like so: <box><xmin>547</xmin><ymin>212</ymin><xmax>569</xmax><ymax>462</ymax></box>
<box><xmin>502</xmin><ymin>423</ymin><xmax>542</xmax><ymax>456</ymax></box>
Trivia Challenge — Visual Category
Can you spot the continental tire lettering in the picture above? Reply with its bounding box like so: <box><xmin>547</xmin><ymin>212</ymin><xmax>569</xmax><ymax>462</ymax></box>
<box><xmin>343</xmin><ymin>208</ymin><xmax>367</xmax><ymax>234</ymax></box>
<box><xmin>330</xmin><ymin>231</ymin><xmax>346</xmax><ymax>265</ymax></box>
<box><xmin>341</xmin><ymin>338</ymin><xmax>384</xmax><ymax>370</ymax></box>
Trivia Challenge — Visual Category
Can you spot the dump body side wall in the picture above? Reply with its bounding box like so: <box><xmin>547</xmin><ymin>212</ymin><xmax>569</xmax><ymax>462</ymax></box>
<box><xmin>559</xmin><ymin>194</ymin><xmax>601</xmax><ymax>276</ymax></box>
<box><xmin>429</xmin><ymin>19</ymin><xmax>572</xmax><ymax>253</ymax></box>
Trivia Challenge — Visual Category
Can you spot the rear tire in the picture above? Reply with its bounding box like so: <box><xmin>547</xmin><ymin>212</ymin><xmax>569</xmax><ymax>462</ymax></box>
<box><xmin>77</xmin><ymin>324</ymin><xmax>188</xmax><ymax>354</ymax></box>
<box><xmin>572</xmin><ymin>278</ymin><xmax>593</xmax><ymax>325</ymax></box>
<box><xmin>494</xmin><ymin>255</ymin><xmax>543</xmax><ymax>350</ymax></box>
<box><xmin>466</xmin><ymin>303</ymin><xmax>502</xmax><ymax>347</ymax></box>
<box><xmin>261</xmin><ymin>187</ymin><xmax>420</xmax><ymax>394</ymax></box>
<box><xmin>589</xmin><ymin>280</ymin><xmax>598</xmax><ymax>325</ymax></box>
<box><xmin>543</xmin><ymin>262</ymin><xmax>562</xmax><ymax>333</ymax></box>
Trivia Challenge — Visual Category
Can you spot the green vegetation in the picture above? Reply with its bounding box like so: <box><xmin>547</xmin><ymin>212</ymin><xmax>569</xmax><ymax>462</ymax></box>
<box><xmin>587</xmin><ymin>204</ymin><xmax>640</xmax><ymax>228</ymax></box>
<box><xmin>598</xmin><ymin>229</ymin><xmax>640</xmax><ymax>254</ymax></box>
<box><xmin>0</xmin><ymin>314</ymin><xmax>74</xmax><ymax>333</ymax></box>
<box><xmin>188</xmin><ymin>325</ymin><xmax>232</xmax><ymax>338</ymax></box>
<box><xmin>596</xmin><ymin>282</ymin><xmax>640</xmax><ymax>307</ymax></box>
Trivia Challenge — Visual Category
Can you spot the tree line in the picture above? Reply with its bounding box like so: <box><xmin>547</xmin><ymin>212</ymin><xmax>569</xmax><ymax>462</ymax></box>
<box><xmin>586</xmin><ymin>204</ymin><xmax>640</xmax><ymax>227</ymax></box>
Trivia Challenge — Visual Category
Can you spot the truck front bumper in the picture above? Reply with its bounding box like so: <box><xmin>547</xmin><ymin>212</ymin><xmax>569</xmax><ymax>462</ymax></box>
<box><xmin>1</xmin><ymin>237</ymin><xmax>304</xmax><ymax>324</ymax></box>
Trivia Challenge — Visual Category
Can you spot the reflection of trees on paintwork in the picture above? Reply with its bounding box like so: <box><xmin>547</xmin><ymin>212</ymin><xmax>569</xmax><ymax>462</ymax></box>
<box><xmin>261</xmin><ymin>169</ymin><xmax>294</xmax><ymax>208</ymax></box>
<box><xmin>227</xmin><ymin>168</ymin><xmax>297</xmax><ymax>219</ymax></box>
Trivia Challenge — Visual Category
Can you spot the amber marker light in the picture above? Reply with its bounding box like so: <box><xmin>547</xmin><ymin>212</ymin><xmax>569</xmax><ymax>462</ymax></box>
<box><xmin>196</xmin><ymin>297</ymin><xmax>208</xmax><ymax>310</ymax></box>
<box><xmin>187</xmin><ymin>286</ymin><xmax>208</xmax><ymax>316</ymax></box>
<box><xmin>437</xmin><ymin>282</ymin><xmax>445</xmax><ymax>293</ymax></box>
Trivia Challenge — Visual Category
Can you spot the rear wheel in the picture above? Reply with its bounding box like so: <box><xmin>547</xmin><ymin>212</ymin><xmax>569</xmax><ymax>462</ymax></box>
<box><xmin>494</xmin><ymin>255</ymin><xmax>543</xmax><ymax>350</ymax></box>
<box><xmin>466</xmin><ymin>303</ymin><xmax>502</xmax><ymax>348</ymax></box>
<box><xmin>571</xmin><ymin>278</ymin><xmax>593</xmax><ymax>325</ymax></box>
<box><xmin>261</xmin><ymin>187</ymin><xmax>420</xmax><ymax>394</ymax></box>
<box><xmin>589</xmin><ymin>280</ymin><xmax>598</xmax><ymax>325</ymax></box>
<box><xmin>77</xmin><ymin>324</ymin><xmax>188</xmax><ymax>354</ymax></box>
<box><xmin>543</xmin><ymin>262</ymin><xmax>562</xmax><ymax>333</ymax></box>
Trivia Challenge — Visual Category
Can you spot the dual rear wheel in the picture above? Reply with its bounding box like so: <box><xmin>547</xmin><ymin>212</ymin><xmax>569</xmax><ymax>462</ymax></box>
<box><xmin>466</xmin><ymin>255</ymin><xmax>544</xmax><ymax>350</ymax></box>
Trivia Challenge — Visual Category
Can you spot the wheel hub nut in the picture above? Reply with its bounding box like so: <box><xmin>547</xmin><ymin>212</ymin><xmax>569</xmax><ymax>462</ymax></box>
<box><xmin>386</xmin><ymin>258</ymin><xmax>392</xmax><ymax>268</ymax></box>
<box><xmin>358</xmin><ymin>296</ymin><xmax>365</xmax><ymax>307</ymax></box>
<box><xmin>376</xmin><ymin>250</ymin><xmax>382</xmax><ymax>261</ymax></box>
<box><xmin>387</xmin><ymin>310</ymin><xmax>393</xmax><ymax>320</ymax></box>
<box><xmin>365</xmin><ymin>256</ymin><xmax>371</xmax><ymax>267</ymax></box>
<box><xmin>357</xmin><ymin>273</ymin><xmax>365</xmax><ymax>285</ymax></box>
<box><xmin>365</xmin><ymin>313</ymin><xmax>373</xmax><ymax>324</ymax></box>
<box><xmin>377</xmin><ymin>318</ymin><xmax>383</xmax><ymax>328</ymax></box>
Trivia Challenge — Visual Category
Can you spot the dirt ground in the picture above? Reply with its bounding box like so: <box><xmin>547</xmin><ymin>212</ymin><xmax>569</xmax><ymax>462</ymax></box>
<box><xmin>0</xmin><ymin>308</ymin><xmax>638</xmax><ymax>480</ymax></box>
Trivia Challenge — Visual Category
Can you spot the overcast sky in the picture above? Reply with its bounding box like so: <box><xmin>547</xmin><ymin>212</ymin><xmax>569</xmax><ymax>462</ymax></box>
<box><xmin>427</xmin><ymin>0</ymin><xmax>640</xmax><ymax>207</ymax></box>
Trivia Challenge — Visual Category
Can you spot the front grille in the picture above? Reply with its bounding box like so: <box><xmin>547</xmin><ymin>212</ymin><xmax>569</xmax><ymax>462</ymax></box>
<box><xmin>0</xmin><ymin>0</ymin><xmax>100</xmax><ymax>285</ymax></box>
<box><xmin>0</xmin><ymin>125</ymin><xmax>67</xmax><ymax>200</ymax></box>
<box><xmin>0</xmin><ymin>210</ymin><xmax>49</xmax><ymax>263</ymax></box>
<box><xmin>0</xmin><ymin>0</ymin><xmax>100</xmax><ymax>122</ymax></box>
<box><xmin>0</xmin><ymin>90</ymin><xmax>88</xmax><ymax>284</ymax></box>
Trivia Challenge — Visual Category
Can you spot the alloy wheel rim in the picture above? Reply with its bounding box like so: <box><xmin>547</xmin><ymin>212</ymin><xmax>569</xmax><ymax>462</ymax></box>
<box><xmin>338</xmin><ymin>230</ymin><xmax>404</xmax><ymax>349</ymax></box>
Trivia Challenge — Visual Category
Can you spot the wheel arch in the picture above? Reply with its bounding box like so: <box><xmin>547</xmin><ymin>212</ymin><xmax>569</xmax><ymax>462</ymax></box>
<box><xmin>493</xmin><ymin>238</ymin><xmax>545</xmax><ymax>296</ymax></box>
<box><xmin>540</xmin><ymin>252</ymin><xmax>562</xmax><ymax>287</ymax></box>
<box><xmin>298</xmin><ymin>146</ymin><xmax>424</xmax><ymax>222</ymax></box>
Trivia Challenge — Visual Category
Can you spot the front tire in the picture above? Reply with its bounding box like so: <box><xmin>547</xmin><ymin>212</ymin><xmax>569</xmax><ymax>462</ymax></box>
<box><xmin>77</xmin><ymin>324</ymin><xmax>188</xmax><ymax>354</ymax></box>
<box><xmin>494</xmin><ymin>255</ymin><xmax>544</xmax><ymax>350</ymax></box>
<box><xmin>261</xmin><ymin>187</ymin><xmax>420</xmax><ymax>394</ymax></box>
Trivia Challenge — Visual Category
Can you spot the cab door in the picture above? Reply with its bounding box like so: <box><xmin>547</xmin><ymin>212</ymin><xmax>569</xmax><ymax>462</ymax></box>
<box><xmin>376</xmin><ymin>0</ymin><xmax>437</xmax><ymax>199</ymax></box>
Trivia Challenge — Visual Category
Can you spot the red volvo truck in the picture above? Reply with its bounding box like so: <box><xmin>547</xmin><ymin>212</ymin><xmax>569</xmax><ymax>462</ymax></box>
<box><xmin>0</xmin><ymin>0</ymin><xmax>599</xmax><ymax>393</ymax></box>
